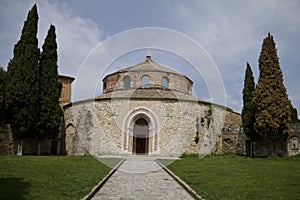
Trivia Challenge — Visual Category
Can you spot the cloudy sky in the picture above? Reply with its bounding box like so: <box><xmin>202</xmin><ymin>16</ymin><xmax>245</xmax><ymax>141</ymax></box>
<box><xmin>0</xmin><ymin>0</ymin><xmax>300</xmax><ymax>116</ymax></box>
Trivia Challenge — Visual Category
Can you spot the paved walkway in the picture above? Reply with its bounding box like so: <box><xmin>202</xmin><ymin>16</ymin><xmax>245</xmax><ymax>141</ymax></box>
<box><xmin>91</xmin><ymin>156</ymin><xmax>195</xmax><ymax>200</ymax></box>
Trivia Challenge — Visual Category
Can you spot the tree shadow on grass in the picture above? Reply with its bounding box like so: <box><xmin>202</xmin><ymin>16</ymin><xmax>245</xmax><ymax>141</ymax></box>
<box><xmin>0</xmin><ymin>178</ymin><xmax>31</xmax><ymax>200</ymax></box>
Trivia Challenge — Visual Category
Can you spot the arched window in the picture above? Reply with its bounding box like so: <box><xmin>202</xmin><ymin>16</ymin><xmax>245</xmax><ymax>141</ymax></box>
<box><xmin>141</xmin><ymin>75</ymin><xmax>150</xmax><ymax>88</ymax></box>
<box><xmin>123</xmin><ymin>76</ymin><xmax>131</xmax><ymax>88</ymax></box>
<box><xmin>161</xmin><ymin>77</ymin><xmax>169</xmax><ymax>88</ymax></box>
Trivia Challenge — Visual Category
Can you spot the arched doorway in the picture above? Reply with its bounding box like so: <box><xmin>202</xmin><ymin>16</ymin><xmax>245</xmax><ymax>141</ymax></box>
<box><xmin>122</xmin><ymin>108</ymin><xmax>160</xmax><ymax>155</ymax></box>
<box><xmin>133</xmin><ymin>118</ymin><xmax>149</xmax><ymax>154</ymax></box>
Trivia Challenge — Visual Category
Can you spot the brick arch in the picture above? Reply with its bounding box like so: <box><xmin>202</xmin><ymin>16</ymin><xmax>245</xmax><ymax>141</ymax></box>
<box><xmin>122</xmin><ymin>107</ymin><xmax>160</xmax><ymax>154</ymax></box>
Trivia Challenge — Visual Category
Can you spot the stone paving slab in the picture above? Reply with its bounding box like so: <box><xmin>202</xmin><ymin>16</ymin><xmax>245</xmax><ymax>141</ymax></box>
<box><xmin>91</xmin><ymin>156</ymin><xmax>195</xmax><ymax>200</ymax></box>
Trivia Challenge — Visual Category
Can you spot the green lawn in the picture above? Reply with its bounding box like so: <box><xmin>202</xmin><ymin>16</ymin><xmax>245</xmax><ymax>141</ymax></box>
<box><xmin>0</xmin><ymin>155</ymin><xmax>113</xmax><ymax>200</ymax></box>
<box><xmin>162</xmin><ymin>154</ymin><xmax>300</xmax><ymax>200</ymax></box>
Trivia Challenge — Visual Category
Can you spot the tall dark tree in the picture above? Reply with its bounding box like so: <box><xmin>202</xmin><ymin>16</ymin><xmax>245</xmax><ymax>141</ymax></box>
<box><xmin>253</xmin><ymin>33</ymin><xmax>292</xmax><ymax>156</ymax></box>
<box><xmin>38</xmin><ymin>25</ymin><xmax>62</xmax><ymax>154</ymax></box>
<box><xmin>242</xmin><ymin>62</ymin><xmax>255</xmax><ymax>156</ymax></box>
<box><xmin>0</xmin><ymin>67</ymin><xmax>7</xmax><ymax>125</ymax></box>
<box><xmin>6</xmin><ymin>4</ymin><xmax>40</xmax><ymax>155</ymax></box>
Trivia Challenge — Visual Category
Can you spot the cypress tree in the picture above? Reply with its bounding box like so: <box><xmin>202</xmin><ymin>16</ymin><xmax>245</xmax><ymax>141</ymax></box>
<box><xmin>242</xmin><ymin>62</ymin><xmax>255</xmax><ymax>156</ymax></box>
<box><xmin>6</xmin><ymin>4</ymin><xmax>40</xmax><ymax>155</ymax></box>
<box><xmin>0</xmin><ymin>67</ymin><xmax>7</xmax><ymax>125</ymax></box>
<box><xmin>253</xmin><ymin>33</ymin><xmax>292</xmax><ymax>156</ymax></box>
<box><xmin>38</xmin><ymin>25</ymin><xmax>62</xmax><ymax>154</ymax></box>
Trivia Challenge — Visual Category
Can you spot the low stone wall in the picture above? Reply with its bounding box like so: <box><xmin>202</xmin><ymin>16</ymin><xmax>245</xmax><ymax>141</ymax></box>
<box><xmin>288</xmin><ymin>122</ymin><xmax>300</xmax><ymax>156</ymax></box>
<box><xmin>253</xmin><ymin>135</ymin><xmax>288</xmax><ymax>157</ymax></box>
<box><xmin>0</xmin><ymin>124</ymin><xmax>16</xmax><ymax>155</ymax></box>
<box><xmin>0</xmin><ymin>124</ymin><xmax>63</xmax><ymax>155</ymax></box>
<box><xmin>250</xmin><ymin>122</ymin><xmax>300</xmax><ymax>157</ymax></box>
<box><xmin>218</xmin><ymin>111</ymin><xmax>245</xmax><ymax>155</ymax></box>
<box><xmin>221</xmin><ymin>131</ymin><xmax>246</xmax><ymax>155</ymax></box>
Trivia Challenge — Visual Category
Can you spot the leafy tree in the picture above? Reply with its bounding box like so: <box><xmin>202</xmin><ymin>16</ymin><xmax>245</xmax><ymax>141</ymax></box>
<box><xmin>242</xmin><ymin>62</ymin><xmax>255</xmax><ymax>156</ymax></box>
<box><xmin>6</xmin><ymin>4</ymin><xmax>40</xmax><ymax>155</ymax></box>
<box><xmin>38</xmin><ymin>25</ymin><xmax>62</xmax><ymax>154</ymax></box>
<box><xmin>253</xmin><ymin>33</ymin><xmax>292</xmax><ymax>156</ymax></box>
<box><xmin>0</xmin><ymin>67</ymin><xmax>7</xmax><ymax>125</ymax></box>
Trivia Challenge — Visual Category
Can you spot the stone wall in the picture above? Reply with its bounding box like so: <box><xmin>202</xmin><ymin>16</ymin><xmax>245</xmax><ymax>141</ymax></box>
<box><xmin>219</xmin><ymin>112</ymin><xmax>246</xmax><ymax>155</ymax></box>
<box><xmin>250</xmin><ymin>122</ymin><xmax>300</xmax><ymax>157</ymax></box>
<box><xmin>21</xmin><ymin>138</ymin><xmax>51</xmax><ymax>155</ymax></box>
<box><xmin>288</xmin><ymin>122</ymin><xmax>300</xmax><ymax>156</ymax></box>
<box><xmin>64</xmin><ymin>94</ymin><xmax>229</xmax><ymax>157</ymax></box>
<box><xmin>252</xmin><ymin>135</ymin><xmax>288</xmax><ymax>157</ymax></box>
<box><xmin>0</xmin><ymin>124</ymin><xmax>63</xmax><ymax>155</ymax></box>
<box><xmin>0</xmin><ymin>124</ymin><xmax>16</xmax><ymax>155</ymax></box>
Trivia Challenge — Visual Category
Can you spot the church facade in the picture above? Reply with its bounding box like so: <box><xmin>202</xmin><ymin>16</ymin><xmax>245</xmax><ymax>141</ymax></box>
<box><xmin>63</xmin><ymin>56</ymin><xmax>245</xmax><ymax>157</ymax></box>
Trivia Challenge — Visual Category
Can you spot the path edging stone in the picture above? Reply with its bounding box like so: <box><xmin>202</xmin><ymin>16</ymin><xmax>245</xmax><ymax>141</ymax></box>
<box><xmin>155</xmin><ymin>159</ymin><xmax>203</xmax><ymax>200</ymax></box>
<box><xmin>83</xmin><ymin>158</ymin><xmax>126</xmax><ymax>200</ymax></box>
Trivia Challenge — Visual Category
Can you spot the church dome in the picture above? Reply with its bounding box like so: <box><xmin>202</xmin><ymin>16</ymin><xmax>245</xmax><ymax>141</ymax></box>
<box><xmin>102</xmin><ymin>56</ymin><xmax>193</xmax><ymax>95</ymax></box>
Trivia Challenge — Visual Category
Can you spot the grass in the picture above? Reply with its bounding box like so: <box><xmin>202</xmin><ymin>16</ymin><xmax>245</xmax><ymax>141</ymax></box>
<box><xmin>0</xmin><ymin>155</ymin><xmax>116</xmax><ymax>200</ymax></box>
<box><xmin>161</xmin><ymin>154</ymin><xmax>300</xmax><ymax>200</ymax></box>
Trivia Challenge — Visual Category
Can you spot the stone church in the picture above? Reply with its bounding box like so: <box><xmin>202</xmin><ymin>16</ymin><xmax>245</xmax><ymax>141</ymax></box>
<box><xmin>63</xmin><ymin>56</ymin><xmax>245</xmax><ymax>157</ymax></box>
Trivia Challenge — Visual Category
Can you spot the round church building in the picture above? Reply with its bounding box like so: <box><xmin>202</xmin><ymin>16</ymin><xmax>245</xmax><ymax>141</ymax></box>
<box><xmin>63</xmin><ymin>56</ymin><xmax>241</xmax><ymax>157</ymax></box>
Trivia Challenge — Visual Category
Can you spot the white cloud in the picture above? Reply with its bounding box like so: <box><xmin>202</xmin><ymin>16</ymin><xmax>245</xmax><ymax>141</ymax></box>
<box><xmin>0</xmin><ymin>0</ymin><xmax>105</xmax><ymax>77</ymax></box>
<box><xmin>1</xmin><ymin>0</ymin><xmax>299</xmax><ymax>116</ymax></box>
<box><xmin>169</xmin><ymin>0</ymin><xmax>300</xmax><ymax>113</ymax></box>
<box><xmin>37</xmin><ymin>0</ymin><xmax>105</xmax><ymax>76</ymax></box>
